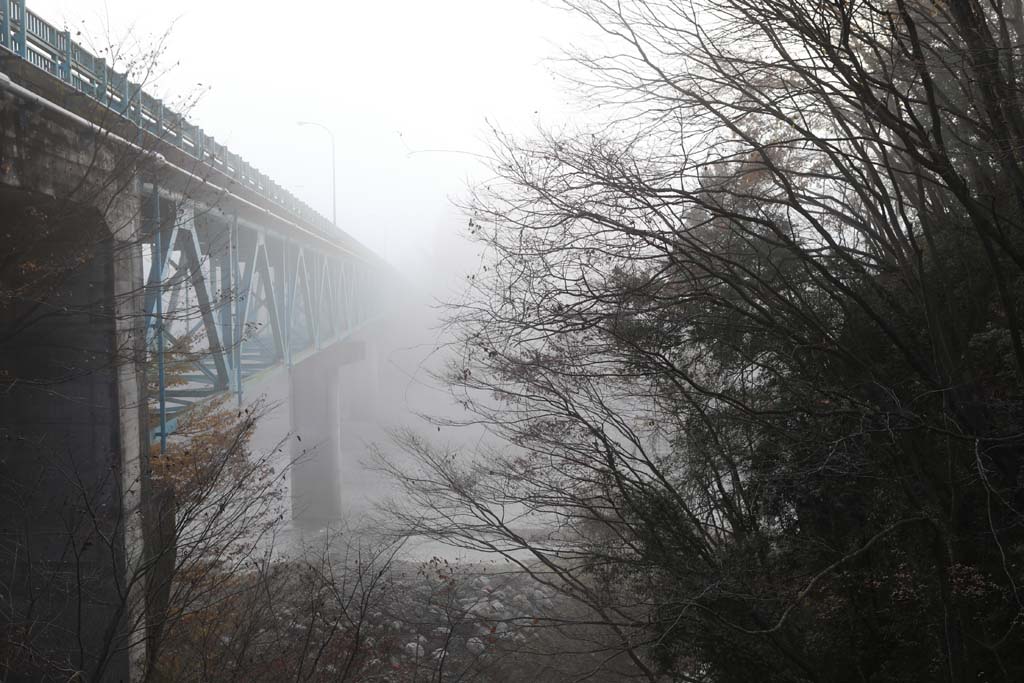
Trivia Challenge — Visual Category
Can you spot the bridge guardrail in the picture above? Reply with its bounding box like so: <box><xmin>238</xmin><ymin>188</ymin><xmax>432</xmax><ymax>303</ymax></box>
<box><xmin>0</xmin><ymin>0</ymin><xmax>340</xmax><ymax>240</ymax></box>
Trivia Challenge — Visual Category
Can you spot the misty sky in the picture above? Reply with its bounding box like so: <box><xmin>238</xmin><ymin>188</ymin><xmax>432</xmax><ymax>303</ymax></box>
<box><xmin>31</xmin><ymin>0</ymin><xmax>581</xmax><ymax>280</ymax></box>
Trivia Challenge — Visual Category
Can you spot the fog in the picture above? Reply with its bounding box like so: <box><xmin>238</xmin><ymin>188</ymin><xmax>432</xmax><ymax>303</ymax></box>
<box><xmin>23</xmin><ymin>0</ymin><xmax>594</xmax><ymax>548</ymax></box>
<box><xmin>14</xmin><ymin>0</ymin><xmax>1021</xmax><ymax>678</ymax></box>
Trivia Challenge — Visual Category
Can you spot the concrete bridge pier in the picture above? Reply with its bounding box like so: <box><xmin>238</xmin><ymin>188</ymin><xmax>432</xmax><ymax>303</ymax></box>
<box><xmin>337</xmin><ymin>336</ymin><xmax>385</xmax><ymax>516</ymax></box>
<box><xmin>0</xmin><ymin>189</ymin><xmax>149</xmax><ymax>681</ymax></box>
<box><xmin>287</xmin><ymin>341</ymin><xmax>366</xmax><ymax>537</ymax></box>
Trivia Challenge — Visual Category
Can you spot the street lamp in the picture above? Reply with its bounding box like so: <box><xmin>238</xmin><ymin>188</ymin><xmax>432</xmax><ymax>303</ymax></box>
<box><xmin>297</xmin><ymin>120</ymin><xmax>337</xmax><ymax>228</ymax></box>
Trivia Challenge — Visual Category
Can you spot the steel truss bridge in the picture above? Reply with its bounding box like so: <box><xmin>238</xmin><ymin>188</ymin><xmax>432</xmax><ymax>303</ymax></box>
<box><xmin>143</xmin><ymin>193</ymin><xmax>381</xmax><ymax>448</ymax></box>
<box><xmin>1</xmin><ymin>0</ymin><xmax>388</xmax><ymax>449</ymax></box>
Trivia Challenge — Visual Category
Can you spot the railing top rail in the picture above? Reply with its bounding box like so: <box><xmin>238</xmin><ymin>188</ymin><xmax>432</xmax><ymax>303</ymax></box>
<box><xmin>0</xmin><ymin>0</ymin><xmax>343</xmax><ymax>243</ymax></box>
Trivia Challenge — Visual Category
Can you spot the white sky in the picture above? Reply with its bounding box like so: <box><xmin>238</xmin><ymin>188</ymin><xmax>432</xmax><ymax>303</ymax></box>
<box><xmin>31</xmin><ymin>0</ymin><xmax>581</xmax><ymax>277</ymax></box>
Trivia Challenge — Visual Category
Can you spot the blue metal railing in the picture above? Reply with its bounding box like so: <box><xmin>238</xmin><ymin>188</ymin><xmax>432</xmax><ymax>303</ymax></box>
<box><xmin>0</xmin><ymin>0</ymin><xmax>340</xmax><ymax>239</ymax></box>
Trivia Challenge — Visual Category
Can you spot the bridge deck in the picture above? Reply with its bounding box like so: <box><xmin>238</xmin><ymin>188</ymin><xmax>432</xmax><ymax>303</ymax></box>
<box><xmin>0</xmin><ymin>0</ymin><xmax>352</xmax><ymax>245</ymax></box>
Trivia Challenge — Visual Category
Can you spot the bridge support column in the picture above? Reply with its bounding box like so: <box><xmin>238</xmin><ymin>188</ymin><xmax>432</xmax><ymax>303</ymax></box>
<box><xmin>0</xmin><ymin>190</ymin><xmax>148</xmax><ymax>682</ymax></box>
<box><xmin>289</xmin><ymin>357</ymin><xmax>340</xmax><ymax>534</ymax></box>
<box><xmin>287</xmin><ymin>341</ymin><xmax>366</xmax><ymax>536</ymax></box>
<box><xmin>336</xmin><ymin>339</ymin><xmax>383</xmax><ymax>515</ymax></box>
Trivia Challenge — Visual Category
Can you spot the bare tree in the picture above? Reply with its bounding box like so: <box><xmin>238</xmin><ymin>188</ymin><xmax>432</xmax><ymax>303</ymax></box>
<box><xmin>151</xmin><ymin>527</ymin><xmax>407</xmax><ymax>682</ymax></box>
<box><xmin>379</xmin><ymin>1</ymin><xmax>1024</xmax><ymax>681</ymax></box>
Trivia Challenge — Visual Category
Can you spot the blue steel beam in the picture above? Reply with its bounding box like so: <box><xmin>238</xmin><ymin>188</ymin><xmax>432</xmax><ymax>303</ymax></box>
<box><xmin>15</xmin><ymin>0</ymin><xmax>26</xmax><ymax>59</ymax></box>
<box><xmin>151</xmin><ymin>186</ymin><xmax>167</xmax><ymax>453</ymax></box>
<box><xmin>0</xmin><ymin>2</ymin><xmax>9</xmax><ymax>50</ymax></box>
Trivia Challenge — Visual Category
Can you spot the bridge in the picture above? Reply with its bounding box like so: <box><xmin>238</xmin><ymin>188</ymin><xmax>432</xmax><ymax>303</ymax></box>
<box><xmin>0</xmin><ymin>2</ymin><xmax>395</xmax><ymax>679</ymax></box>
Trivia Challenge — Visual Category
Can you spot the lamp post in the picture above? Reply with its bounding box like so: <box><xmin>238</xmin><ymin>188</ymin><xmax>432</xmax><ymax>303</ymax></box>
<box><xmin>297</xmin><ymin>120</ymin><xmax>337</xmax><ymax>228</ymax></box>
